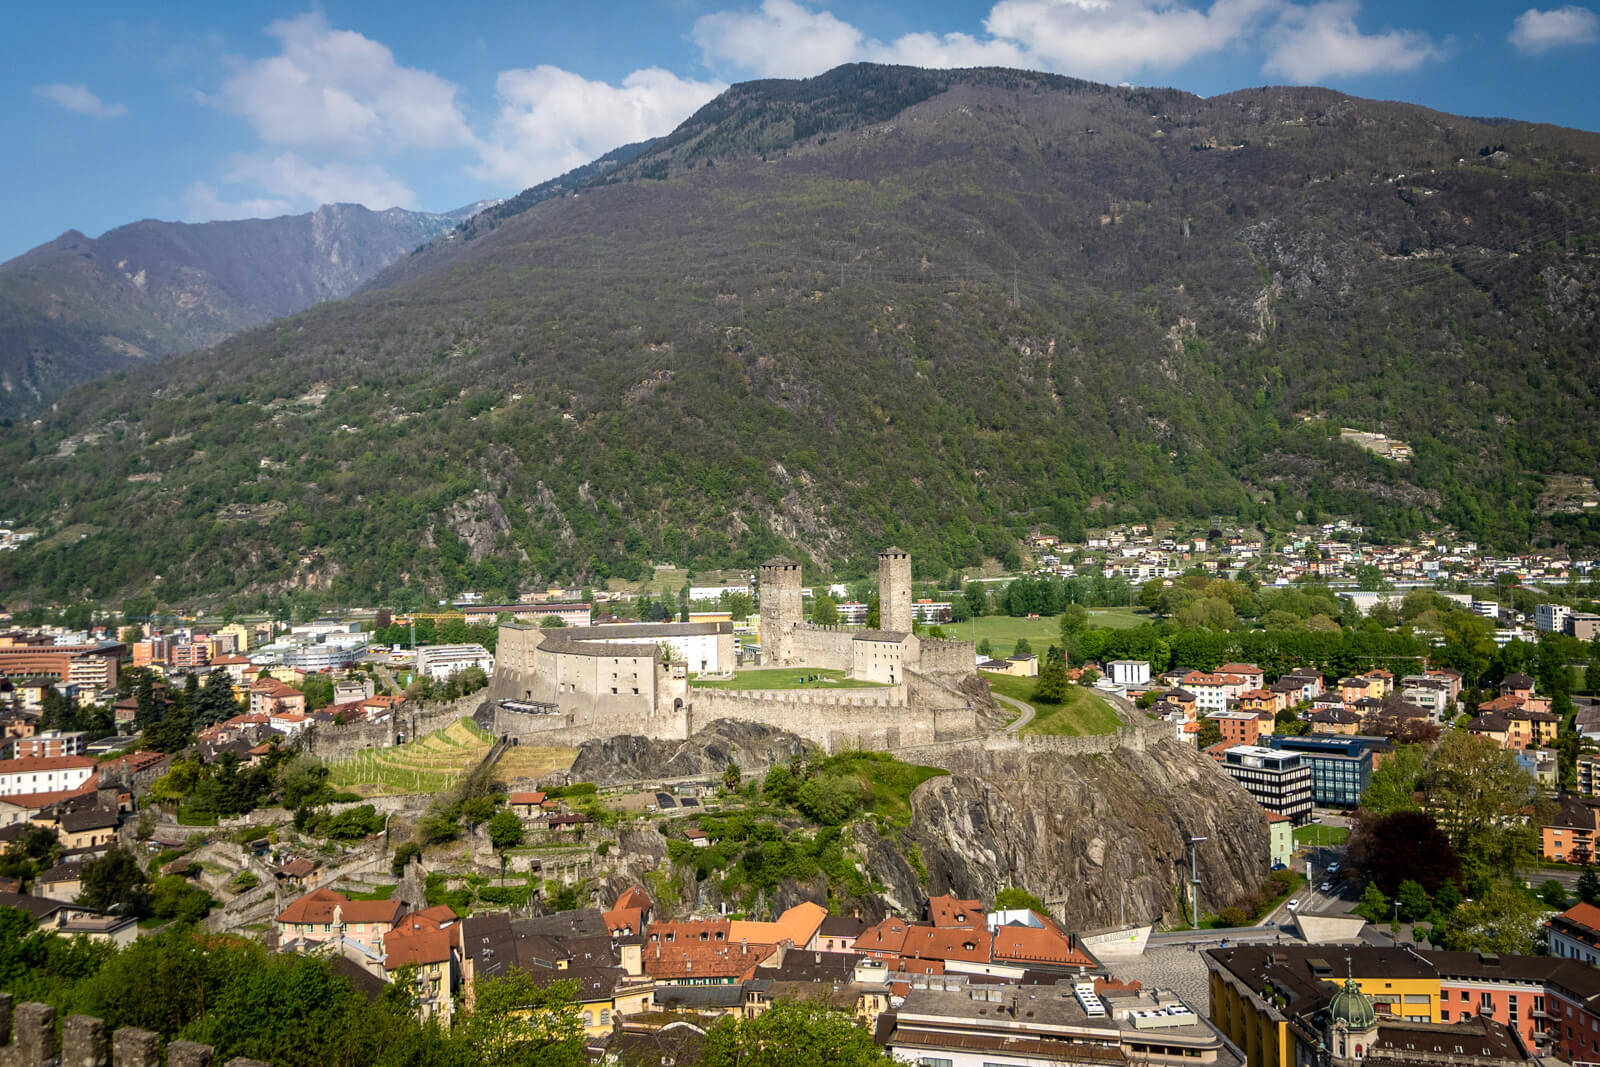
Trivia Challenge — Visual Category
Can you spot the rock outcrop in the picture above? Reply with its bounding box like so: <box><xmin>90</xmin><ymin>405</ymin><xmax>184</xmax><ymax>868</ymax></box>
<box><xmin>895</xmin><ymin>736</ymin><xmax>1267</xmax><ymax>930</ymax></box>
<box><xmin>568</xmin><ymin>719</ymin><xmax>808</xmax><ymax>787</ymax></box>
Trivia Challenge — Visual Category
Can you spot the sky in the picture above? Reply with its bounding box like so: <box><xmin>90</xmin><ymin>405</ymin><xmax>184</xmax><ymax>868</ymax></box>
<box><xmin>3</xmin><ymin>0</ymin><xmax>1598</xmax><ymax>261</ymax></box>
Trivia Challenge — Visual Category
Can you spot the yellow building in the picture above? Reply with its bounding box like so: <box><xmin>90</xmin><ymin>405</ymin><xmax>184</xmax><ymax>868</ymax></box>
<box><xmin>215</xmin><ymin>623</ymin><xmax>254</xmax><ymax>652</ymax></box>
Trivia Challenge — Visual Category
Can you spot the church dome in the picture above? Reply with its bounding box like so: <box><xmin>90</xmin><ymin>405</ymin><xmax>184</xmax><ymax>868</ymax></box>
<box><xmin>1328</xmin><ymin>976</ymin><xmax>1376</xmax><ymax>1031</ymax></box>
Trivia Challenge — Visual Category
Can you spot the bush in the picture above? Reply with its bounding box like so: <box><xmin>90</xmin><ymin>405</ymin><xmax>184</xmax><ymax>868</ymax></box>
<box><xmin>176</xmin><ymin>809</ymin><xmax>218</xmax><ymax>826</ymax></box>
<box><xmin>229</xmin><ymin>871</ymin><xmax>260</xmax><ymax>893</ymax></box>
<box><xmin>1218</xmin><ymin>906</ymin><xmax>1249</xmax><ymax>927</ymax></box>
<box><xmin>391</xmin><ymin>841</ymin><xmax>424</xmax><ymax>876</ymax></box>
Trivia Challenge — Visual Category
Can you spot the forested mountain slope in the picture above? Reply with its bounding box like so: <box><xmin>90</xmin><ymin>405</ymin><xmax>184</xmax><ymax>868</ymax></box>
<box><xmin>0</xmin><ymin>201</ymin><xmax>486</xmax><ymax>413</ymax></box>
<box><xmin>4</xmin><ymin>64</ymin><xmax>1598</xmax><ymax>606</ymax></box>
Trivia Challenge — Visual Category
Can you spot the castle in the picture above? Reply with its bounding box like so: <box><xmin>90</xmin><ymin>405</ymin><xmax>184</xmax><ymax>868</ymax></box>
<box><xmin>484</xmin><ymin>548</ymin><xmax>984</xmax><ymax>753</ymax></box>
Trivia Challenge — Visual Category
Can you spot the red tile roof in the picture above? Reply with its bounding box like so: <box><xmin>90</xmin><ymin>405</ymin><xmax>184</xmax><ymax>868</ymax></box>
<box><xmin>927</xmin><ymin>894</ymin><xmax>985</xmax><ymax>929</ymax></box>
<box><xmin>276</xmin><ymin>887</ymin><xmax>403</xmax><ymax>927</ymax></box>
<box><xmin>643</xmin><ymin>939</ymin><xmax>769</xmax><ymax>981</ymax></box>
<box><xmin>989</xmin><ymin>923</ymin><xmax>1094</xmax><ymax>967</ymax></box>
<box><xmin>0</xmin><ymin>754</ymin><xmax>98</xmax><ymax>774</ymax></box>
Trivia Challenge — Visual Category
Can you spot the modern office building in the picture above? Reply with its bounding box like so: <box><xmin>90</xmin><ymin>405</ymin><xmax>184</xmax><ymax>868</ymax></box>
<box><xmin>1267</xmin><ymin>734</ymin><xmax>1389</xmax><ymax>808</ymax></box>
<box><xmin>1219</xmin><ymin>745</ymin><xmax>1314</xmax><ymax>824</ymax></box>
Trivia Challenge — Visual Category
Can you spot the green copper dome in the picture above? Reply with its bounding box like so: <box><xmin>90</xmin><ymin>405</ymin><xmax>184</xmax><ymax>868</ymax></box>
<box><xmin>1328</xmin><ymin>976</ymin><xmax>1377</xmax><ymax>1031</ymax></box>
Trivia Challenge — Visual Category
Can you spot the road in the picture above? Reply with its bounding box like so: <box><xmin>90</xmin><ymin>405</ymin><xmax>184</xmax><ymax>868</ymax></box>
<box><xmin>996</xmin><ymin>693</ymin><xmax>1035</xmax><ymax>734</ymax></box>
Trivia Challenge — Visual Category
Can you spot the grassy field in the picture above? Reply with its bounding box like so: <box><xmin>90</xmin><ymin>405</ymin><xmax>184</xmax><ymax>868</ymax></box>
<box><xmin>963</xmin><ymin>608</ymin><xmax>1150</xmax><ymax>654</ymax></box>
<box><xmin>328</xmin><ymin>719</ymin><xmax>576</xmax><ymax>797</ymax></box>
<box><xmin>983</xmin><ymin>674</ymin><xmax>1124</xmax><ymax>737</ymax></box>
<box><xmin>690</xmin><ymin>668</ymin><xmax>886</xmax><ymax>690</ymax></box>
<box><xmin>1294</xmin><ymin>823</ymin><xmax>1351</xmax><ymax>848</ymax></box>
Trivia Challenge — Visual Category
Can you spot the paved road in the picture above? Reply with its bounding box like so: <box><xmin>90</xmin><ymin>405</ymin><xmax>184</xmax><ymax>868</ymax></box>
<box><xmin>996</xmin><ymin>693</ymin><xmax>1035</xmax><ymax>734</ymax></box>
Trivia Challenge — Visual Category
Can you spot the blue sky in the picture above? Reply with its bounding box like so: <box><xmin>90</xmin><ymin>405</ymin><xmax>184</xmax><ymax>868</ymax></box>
<box><xmin>4</xmin><ymin>0</ymin><xmax>1598</xmax><ymax>260</ymax></box>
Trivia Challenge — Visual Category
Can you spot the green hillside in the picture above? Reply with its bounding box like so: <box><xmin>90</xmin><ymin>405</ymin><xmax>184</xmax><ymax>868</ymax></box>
<box><xmin>2</xmin><ymin>64</ymin><xmax>1598</xmax><ymax>607</ymax></box>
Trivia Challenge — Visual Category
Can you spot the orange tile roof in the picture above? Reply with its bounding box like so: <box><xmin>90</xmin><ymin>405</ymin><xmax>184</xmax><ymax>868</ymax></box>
<box><xmin>0</xmin><ymin>754</ymin><xmax>98</xmax><ymax>774</ymax></box>
<box><xmin>510</xmin><ymin>791</ymin><xmax>547</xmax><ymax>805</ymax></box>
<box><xmin>0</xmin><ymin>783</ymin><xmax>99</xmax><ymax>809</ymax></box>
<box><xmin>276</xmin><ymin>887</ymin><xmax>403</xmax><ymax>927</ymax></box>
<box><xmin>898</xmin><ymin>926</ymin><xmax>993</xmax><ymax>964</ymax></box>
<box><xmin>927</xmin><ymin>895</ymin><xmax>985</xmax><ymax>929</ymax></box>
<box><xmin>728</xmin><ymin>901</ymin><xmax>828</xmax><ymax>947</ymax></box>
<box><xmin>1556</xmin><ymin>902</ymin><xmax>1600</xmax><ymax>935</ymax></box>
<box><xmin>386</xmin><ymin>924</ymin><xmax>453</xmax><ymax>969</ymax></box>
<box><xmin>647</xmin><ymin>918</ymin><xmax>729</xmax><ymax>943</ymax></box>
<box><xmin>855</xmin><ymin>918</ymin><xmax>913</xmax><ymax>955</ymax></box>
<box><xmin>614</xmin><ymin>885</ymin><xmax>653</xmax><ymax>912</ymax></box>
<box><xmin>643</xmin><ymin>939</ymin><xmax>770</xmax><ymax>980</ymax></box>
<box><xmin>990</xmin><ymin>923</ymin><xmax>1095</xmax><ymax>967</ymax></box>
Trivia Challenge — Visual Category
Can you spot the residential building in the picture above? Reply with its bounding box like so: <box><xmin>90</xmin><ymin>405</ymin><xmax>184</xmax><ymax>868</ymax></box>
<box><xmin>384</xmin><ymin>911</ymin><xmax>460</xmax><ymax>1024</ymax></box>
<box><xmin>11</xmin><ymin>730</ymin><xmax>87</xmax><ymax>759</ymax></box>
<box><xmin>0</xmin><ymin>754</ymin><xmax>96</xmax><ymax>798</ymax></box>
<box><xmin>1183</xmin><ymin>672</ymin><xmax>1250</xmax><ymax>713</ymax></box>
<box><xmin>1542</xmin><ymin>793</ymin><xmax>1600</xmax><ymax>865</ymax></box>
<box><xmin>1107</xmin><ymin>660</ymin><xmax>1151</xmax><ymax>687</ymax></box>
<box><xmin>1217</xmin><ymin>746</ymin><xmax>1313</xmax><ymax>824</ymax></box>
<box><xmin>1571</xmin><ymin>613</ymin><xmax>1600</xmax><ymax>641</ymax></box>
<box><xmin>275</xmin><ymin>887</ymin><xmax>403</xmax><ymax>956</ymax></box>
<box><xmin>1537</xmin><ymin>603</ymin><xmax>1572</xmax><ymax>634</ymax></box>
<box><xmin>1209</xmin><ymin>711</ymin><xmax>1262</xmax><ymax>748</ymax></box>
<box><xmin>1266</xmin><ymin>811</ymin><xmax>1293</xmax><ymax>868</ymax></box>
<box><xmin>461</xmin><ymin>602</ymin><xmax>593</xmax><ymax>628</ymax></box>
<box><xmin>1547</xmin><ymin>902</ymin><xmax>1600</xmax><ymax>966</ymax></box>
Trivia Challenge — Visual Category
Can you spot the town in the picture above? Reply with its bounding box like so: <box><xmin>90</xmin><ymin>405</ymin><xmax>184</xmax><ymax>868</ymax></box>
<box><xmin>2</xmin><ymin>525</ymin><xmax>1600</xmax><ymax>1067</ymax></box>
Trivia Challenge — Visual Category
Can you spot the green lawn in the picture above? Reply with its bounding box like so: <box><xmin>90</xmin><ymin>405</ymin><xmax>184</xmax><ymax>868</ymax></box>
<box><xmin>963</xmin><ymin>608</ymin><xmax>1150</xmax><ymax>655</ymax></box>
<box><xmin>690</xmin><ymin>668</ymin><xmax>886</xmax><ymax>690</ymax></box>
<box><xmin>984</xmin><ymin>674</ymin><xmax>1124</xmax><ymax>736</ymax></box>
<box><xmin>817</xmin><ymin>752</ymin><xmax>948</xmax><ymax>827</ymax></box>
<box><xmin>1294</xmin><ymin>823</ymin><xmax>1350</xmax><ymax>848</ymax></box>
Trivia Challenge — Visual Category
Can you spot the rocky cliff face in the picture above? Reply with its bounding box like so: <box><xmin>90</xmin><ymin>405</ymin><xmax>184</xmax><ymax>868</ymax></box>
<box><xmin>895</xmin><ymin>737</ymin><xmax>1268</xmax><ymax>930</ymax></box>
<box><xmin>568</xmin><ymin>718</ymin><xmax>809</xmax><ymax>787</ymax></box>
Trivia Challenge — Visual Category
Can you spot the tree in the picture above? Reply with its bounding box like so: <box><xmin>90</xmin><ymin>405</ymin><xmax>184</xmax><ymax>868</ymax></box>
<box><xmin>120</xmin><ymin>624</ymin><xmax>144</xmax><ymax>646</ymax></box>
<box><xmin>1395</xmin><ymin>879</ymin><xmax>1432</xmax><ymax>922</ymax></box>
<box><xmin>1195</xmin><ymin>717</ymin><xmax>1223</xmax><ymax>749</ymax></box>
<box><xmin>1355</xmin><ymin>882</ymin><xmax>1389</xmax><ymax>923</ymax></box>
<box><xmin>994</xmin><ymin>886</ymin><xmax>1049</xmax><ymax>913</ymax></box>
<box><xmin>1013</xmin><ymin>638</ymin><xmax>1033</xmax><ymax>657</ymax></box>
<box><xmin>488</xmin><ymin>809</ymin><xmax>525</xmax><ymax>854</ymax></box>
<box><xmin>540</xmin><ymin>616</ymin><xmax>568</xmax><ymax>629</ymax></box>
<box><xmin>150</xmin><ymin>875</ymin><xmax>213</xmax><ymax>924</ymax></box>
<box><xmin>1441</xmin><ymin>884</ymin><xmax>1548</xmax><ymax>955</ymax></box>
<box><xmin>811</xmin><ymin>594</ymin><xmax>839</xmax><ymax>626</ymax></box>
<box><xmin>795</xmin><ymin>775</ymin><xmax>863</xmax><ymax>825</ymax></box>
<box><xmin>1032</xmin><ymin>654</ymin><xmax>1069</xmax><ymax>705</ymax></box>
<box><xmin>1348</xmin><ymin>811</ymin><xmax>1462</xmax><ymax>895</ymax></box>
<box><xmin>1538</xmin><ymin>879</ymin><xmax>1570</xmax><ymax>909</ymax></box>
<box><xmin>1059</xmin><ymin>604</ymin><xmax>1089</xmax><ymax>640</ymax></box>
<box><xmin>723</xmin><ymin>761</ymin><xmax>741</xmax><ymax>792</ymax></box>
<box><xmin>1578</xmin><ymin>868</ymin><xmax>1600</xmax><ymax>905</ymax></box>
<box><xmin>1426</xmin><ymin>733</ymin><xmax>1539</xmax><ymax>877</ymax></box>
<box><xmin>700</xmin><ymin>1000</ymin><xmax>896</xmax><ymax>1067</ymax></box>
<box><xmin>977</xmin><ymin>638</ymin><xmax>993</xmax><ymax>658</ymax></box>
<box><xmin>1362</xmin><ymin>744</ymin><xmax>1425</xmax><ymax>815</ymax></box>
<box><xmin>78</xmin><ymin>847</ymin><xmax>151</xmax><ymax>918</ymax></box>
<box><xmin>453</xmin><ymin>971</ymin><xmax>586</xmax><ymax>1067</ymax></box>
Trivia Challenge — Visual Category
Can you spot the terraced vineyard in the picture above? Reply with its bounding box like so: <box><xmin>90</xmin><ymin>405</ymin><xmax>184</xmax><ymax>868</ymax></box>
<box><xmin>328</xmin><ymin>719</ymin><xmax>575</xmax><ymax>797</ymax></box>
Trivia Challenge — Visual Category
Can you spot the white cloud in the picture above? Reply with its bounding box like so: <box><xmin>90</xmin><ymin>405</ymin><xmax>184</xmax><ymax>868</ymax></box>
<box><xmin>33</xmin><ymin>83</ymin><xmax>127</xmax><ymax>119</ymax></box>
<box><xmin>210</xmin><ymin>11</ymin><xmax>470</xmax><ymax>154</ymax></box>
<box><xmin>1262</xmin><ymin>0</ymin><xmax>1443</xmax><ymax>82</ymax></box>
<box><xmin>1509</xmin><ymin>6</ymin><xmax>1599</xmax><ymax>53</ymax></box>
<box><xmin>693</xmin><ymin>0</ymin><xmax>866</xmax><ymax>78</ymax></box>
<box><xmin>984</xmin><ymin>0</ymin><xmax>1278</xmax><ymax>81</ymax></box>
<box><xmin>222</xmin><ymin>152</ymin><xmax>419</xmax><ymax>211</ymax></box>
<box><xmin>471</xmin><ymin>66</ymin><xmax>724</xmax><ymax>189</ymax></box>
<box><xmin>182</xmin><ymin>183</ymin><xmax>295</xmax><ymax>224</ymax></box>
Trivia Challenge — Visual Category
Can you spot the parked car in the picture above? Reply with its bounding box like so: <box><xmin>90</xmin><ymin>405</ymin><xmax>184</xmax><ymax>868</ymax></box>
<box><xmin>1286</xmin><ymin>899</ymin><xmax>1302</xmax><ymax>911</ymax></box>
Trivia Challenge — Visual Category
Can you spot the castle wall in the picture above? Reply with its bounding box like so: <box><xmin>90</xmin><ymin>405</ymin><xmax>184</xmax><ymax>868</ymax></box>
<box><xmin>297</xmin><ymin>696</ymin><xmax>481</xmax><ymax>761</ymax></box>
<box><xmin>917</xmin><ymin>638</ymin><xmax>978</xmax><ymax>674</ymax></box>
<box><xmin>853</xmin><ymin>634</ymin><xmax>919</xmax><ymax>685</ymax></box>
<box><xmin>687</xmin><ymin>685</ymin><xmax>929</xmax><ymax>752</ymax></box>
<box><xmin>788</xmin><ymin>624</ymin><xmax>854</xmax><ymax>670</ymax></box>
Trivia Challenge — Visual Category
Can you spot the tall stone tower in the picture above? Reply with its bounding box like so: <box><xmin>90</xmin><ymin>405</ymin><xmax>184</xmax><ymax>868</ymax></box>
<box><xmin>878</xmin><ymin>547</ymin><xmax>913</xmax><ymax>633</ymax></box>
<box><xmin>758</xmin><ymin>556</ymin><xmax>803</xmax><ymax>665</ymax></box>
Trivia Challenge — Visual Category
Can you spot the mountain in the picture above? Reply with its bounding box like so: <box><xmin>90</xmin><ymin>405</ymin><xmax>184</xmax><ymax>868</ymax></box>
<box><xmin>0</xmin><ymin>201</ymin><xmax>490</xmax><ymax>413</ymax></box>
<box><xmin>4</xmin><ymin>64</ymin><xmax>1600</xmax><ymax>608</ymax></box>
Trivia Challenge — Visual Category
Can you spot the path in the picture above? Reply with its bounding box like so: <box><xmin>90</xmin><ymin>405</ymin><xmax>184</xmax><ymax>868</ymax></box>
<box><xmin>996</xmin><ymin>693</ymin><xmax>1035</xmax><ymax>734</ymax></box>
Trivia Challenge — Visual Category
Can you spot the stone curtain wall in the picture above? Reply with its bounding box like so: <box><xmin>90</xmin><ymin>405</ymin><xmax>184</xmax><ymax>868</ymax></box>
<box><xmin>0</xmin><ymin>995</ymin><xmax>269</xmax><ymax>1067</ymax></box>
<box><xmin>297</xmin><ymin>693</ymin><xmax>484</xmax><ymax>761</ymax></box>
<box><xmin>686</xmin><ymin>685</ymin><xmax>927</xmax><ymax>752</ymax></box>
<box><xmin>917</xmin><ymin>638</ymin><xmax>977</xmax><ymax>673</ymax></box>
<box><xmin>786</xmin><ymin>625</ymin><xmax>854</xmax><ymax>670</ymax></box>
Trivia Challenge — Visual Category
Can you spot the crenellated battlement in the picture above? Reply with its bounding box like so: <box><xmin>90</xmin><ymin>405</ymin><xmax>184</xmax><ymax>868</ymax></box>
<box><xmin>0</xmin><ymin>994</ymin><xmax>269</xmax><ymax>1067</ymax></box>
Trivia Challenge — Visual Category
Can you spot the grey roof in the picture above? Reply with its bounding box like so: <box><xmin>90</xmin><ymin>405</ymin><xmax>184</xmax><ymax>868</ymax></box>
<box><xmin>0</xmin><ymin>890</ymin><xmax>71</xmax><ymax>921</ymax></box>
<box><xmin>586</xmin><ymin>621</ymin><xmax>733</xmax><ymax>639</ymax></box>
<box><xmin>852</xmin><ymin>630</ymin><xmax>912</xmax><ymax>643</ymax></box>
<box><xmin>761</xmin><ymin>556</ymin><xmax>799</xmax><ymax>568</ymax></box>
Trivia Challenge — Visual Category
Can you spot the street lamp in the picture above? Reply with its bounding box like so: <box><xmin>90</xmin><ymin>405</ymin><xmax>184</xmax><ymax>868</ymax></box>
<box><xmin>1188</xmin><ymin>835</ymin><xmax>1208</xmax><ymax>929</ymax></box>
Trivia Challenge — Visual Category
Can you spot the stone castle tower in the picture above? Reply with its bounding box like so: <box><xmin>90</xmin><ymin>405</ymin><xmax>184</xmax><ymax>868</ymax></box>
<box><xmin>758</xmin><ymin>556</ymin><xmax>803</xmax><ymax>665</ymax></box>
<box><xmin>878</xmin><ymin>547</ymin><xmax>913</xmax><ymax>633</ymax></box>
